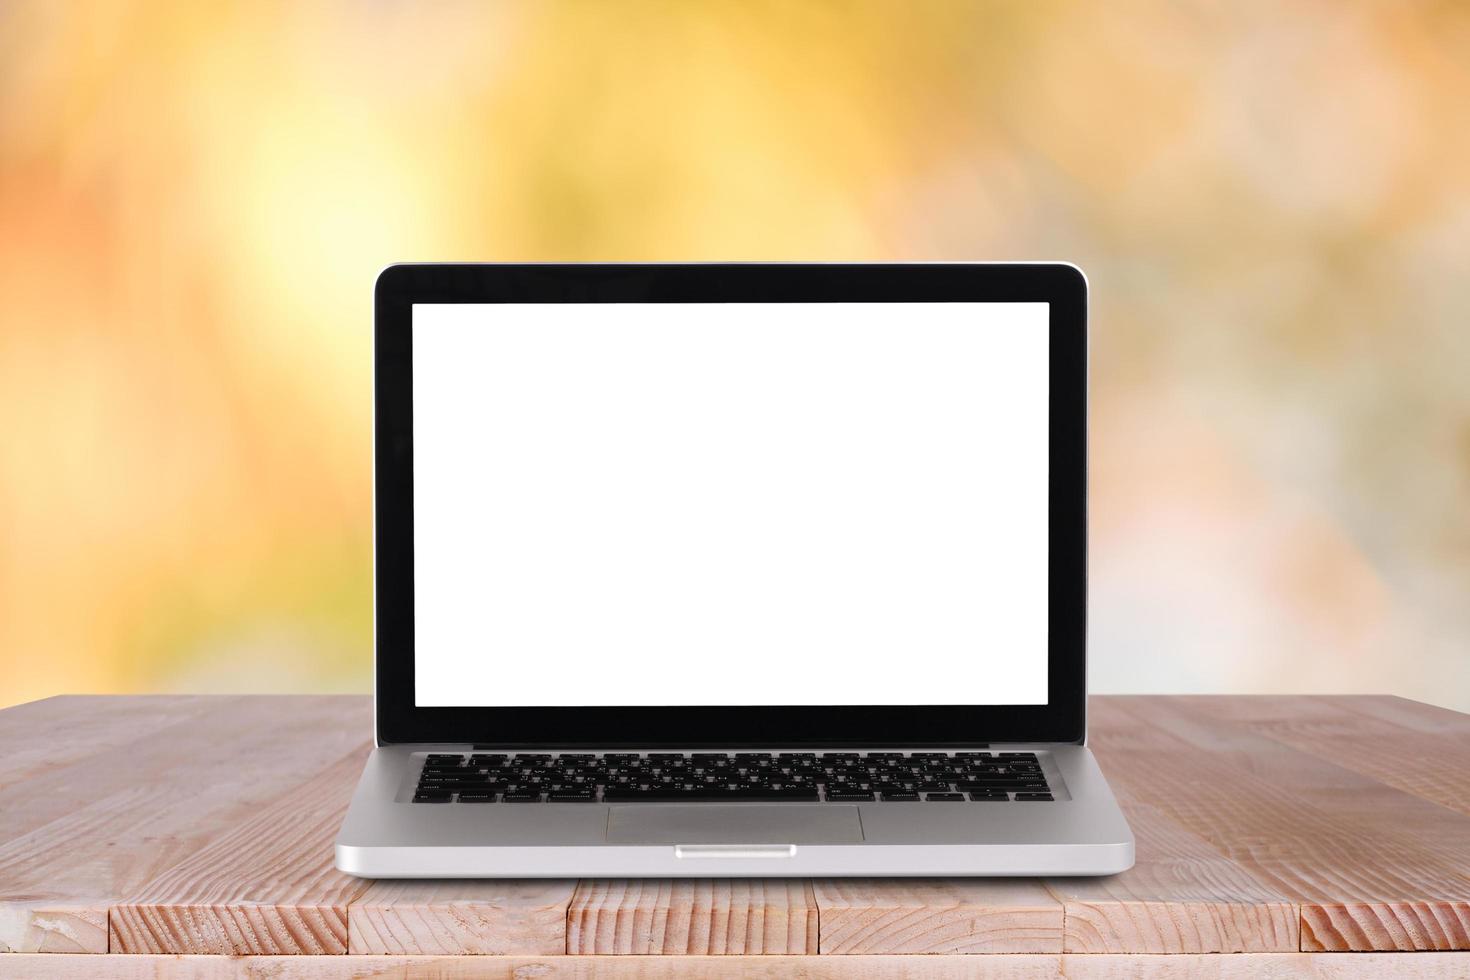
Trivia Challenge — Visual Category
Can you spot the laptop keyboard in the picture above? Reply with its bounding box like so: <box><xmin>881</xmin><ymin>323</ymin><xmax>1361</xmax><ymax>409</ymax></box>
<box><xmin>412</xmin><ymin>751</ymin><xmax>1053</xmax><ymax>803</ymax></box>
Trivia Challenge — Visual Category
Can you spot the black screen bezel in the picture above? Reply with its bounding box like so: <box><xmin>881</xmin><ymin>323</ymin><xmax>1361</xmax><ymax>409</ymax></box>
<box><xmin>375</xmin><ymin>263</ymin><xmax>1087</xmax><ymax>747</ymax></box>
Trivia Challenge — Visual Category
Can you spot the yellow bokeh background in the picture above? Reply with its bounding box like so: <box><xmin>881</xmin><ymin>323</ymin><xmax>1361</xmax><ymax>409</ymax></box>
<box><xmin>3</xmin><ymin>2</ymin><xmax>1468</xmax><ymax>708</ymax></box>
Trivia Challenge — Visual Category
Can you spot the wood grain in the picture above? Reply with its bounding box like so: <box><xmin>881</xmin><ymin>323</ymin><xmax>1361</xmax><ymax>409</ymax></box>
<box><xmin>0</xmin><ymin>695</ymin><xmax>221</xmax><ymax>792</ymax></box>
<box><xmin>812</xmin><ymin>878</ymin><xmax>1062</xmax><ymax>953</ymax></box>
<box><xmin>566</xmin><ymin>879</ymin><xmax>818</xmax><ymax>954</ymax></box>
<box><xmin>0</xmin><ymin>903</ymin><xmax>106</xmax><ymax>954</ymax></box>
<box><xmin>1190</xmin><ymin>695</ymin><xmax>1470</xmax><ymax>819</ymax></box>
<box><xmin>1090</xmin><ymin>696</ymin><xmax>1470</xmax><ymax>951</ymax></box>
<box><xmin>0</xmin><ymin>695</ymin><xmax>369</xmax><ymax>953</ymax></box>
<box><xmin>347</xmin><ymin>879</ymin><xmax>576</xmax><ymax>954</ymax></box>
<box><xmin>1049</xmin><ymin>800</ymin><xmax>1298</xmax><ymax>952</ymax></box>
<box><xmin>110</xmin><ymin>750</ymin><xmax>372</xmax><ymax>954</ymax></box>
<box><xmin>6</xmin><ymin>954</ymin><xmax>1470</xmax><ymax>979</ymax></box>
<box><xmin>3</xmin><ymin>694</ymin><xmax>1470</xmax><ymax>960</ymax></box>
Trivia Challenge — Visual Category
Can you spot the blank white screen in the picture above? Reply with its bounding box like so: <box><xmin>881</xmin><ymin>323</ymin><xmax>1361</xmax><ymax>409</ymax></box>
<box><xmin>412</xmin><ymin>303</ymin><xmax>1049</xmax><ymax>706</ymax></box>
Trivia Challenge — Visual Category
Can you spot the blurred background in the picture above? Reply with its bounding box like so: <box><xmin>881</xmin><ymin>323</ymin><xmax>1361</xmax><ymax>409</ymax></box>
<box><xmin>2</xmin><ymin>1</ymin><xmax>1468</xmax><ymax>710</ymax></box>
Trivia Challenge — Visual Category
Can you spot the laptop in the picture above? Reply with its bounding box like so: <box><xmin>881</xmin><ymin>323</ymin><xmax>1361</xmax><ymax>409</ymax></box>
<box><xmin>335</xmin><ymin>262</ymin><xmax>1134</xmax><ymax>877</ymax></box>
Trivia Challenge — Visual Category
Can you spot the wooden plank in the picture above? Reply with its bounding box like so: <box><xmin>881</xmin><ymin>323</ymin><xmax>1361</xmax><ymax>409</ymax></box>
<box><xmin>566</xmin><ymin>879</ymin><xmax>818</xmax><ymax>954</ymax></box>
<box><xmin>1143</xmin><ymin>696</ymin><xmax>1470</xmax><ymax>950</ymax></box>
<box><xmin>0</xmin><ymin>695</ymin><xmax>370</xmax><ymax>953</ymax></box>
<box><xmin>4</xmin><ymin>694</ymin><xmax>1470</xmax><ymax>961</ymax></box>
<box><xmin>0</xmin><ymin>697</ymin><xmax>253</xmax><ymax>842</ymax></box>
<box><xmin>1189</xmin><ymin>695</ymin><xmax>1470</xmax><ymax>819</ymax></box>
<box><xmin>1329</xmin><ymin>695</ymin><xmax>1470</xmax><ymax>736</ymax></box>
<box><xmin>1090</xmin><ymin>696</ymin><xmax>1470</xmax><ymax>951</ymax></box>
<box><xmin>1050</xmin><ymin>799</ymin><xmax>1298</xmax><ymax>952</ymax></box>
<box><xmin>5</xmin><ymin>954</ymin><xmax>1470</xmax><ymax>980</ymax></box>
<box><xmin>0</xmin><ymin>695</ymin><xmax>222</xmax><ymax>792</ymax></box>
<box><xmin>7</xmin><ymin>953</ymin><xmax>1052</xmax><ymax>980</ymax></box>
<box><xmin>110</xmin><ymin>750</ymin><xmax>371</xmax><ymax>954</ymax></box>
<box><xmin>347</xmin><ymin>879</ymin><xmax>576</xmax><ymax>954</ymax></box>
<box><xmin>812</xmin><ymin>878</ymin><xmax>1062</xmax><ymax>954</ymax></box>
<box><xmin>0</xmin><ymin>903</ymin><xmax>106</xmax><ymax>955</ymax></box>
<box><xmin>1058</xmin><ymin>952</ymin><xmax>1466</xmax><ymax>979</ymax></box>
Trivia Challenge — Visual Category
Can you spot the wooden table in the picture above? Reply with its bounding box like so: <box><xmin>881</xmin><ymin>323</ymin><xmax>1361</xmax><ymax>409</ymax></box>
<box><xmin>1</xmin><ymin>695</ymin><xmax>1468</xmax><ymax>977</ymax></box>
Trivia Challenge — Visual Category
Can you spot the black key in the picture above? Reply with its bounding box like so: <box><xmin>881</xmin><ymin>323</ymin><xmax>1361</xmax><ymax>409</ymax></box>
<box><xmin>599</xmin><ymin>786</ymin><xmax>672</xmax><ymax>798</ymax></box>
<box><xmin>917</xmin><ymin>782</ymin><xmax>953</xmax><ymax>792</ymax></box>
<box><xmin>881</xmin><ymin>791</ymin><xmax>920</xmax><ymax>801</ymax></box>
<box><xmin>726</xmin><ymin>787</ymin><xmax>821</xmax><ymax>801</ymax></box>
<box><xmin>601</xmin><ymin>789</ymin><xmax>691</xmax><ymax>801</ymax></box>
<box><xmin>425</xmin><ymin>754</ymin><xmax>464</xmax><ymax>763</ymax></box>
<box><xmin>925</xmin><ymin>792</ymin><xmax>965</xmax><ymax>801</ymax></box>
<box><xmin>458</xmin><ymin>792</ymin><xmax>495</xmax><ymax>802</ymax></box>
<box><xmin>826</xmin><ymin>790</ymin><xmax>875</xmax><ymax>801</ymax></box>
<box><xmin>1015</xmin><ymin>793</ymin><xmax>1054</xmax><ymax>801</ymax></box>
<box><xmin>968</xmin><ymin>791</ymin><xmax>1009</xmax><ymax>801</ymax></box>
<box><xmin>603</xmin><ymin>787</ymin><xmax>818</xmax><ymax>802</ymax></box>
<box><xmin>413</xmin><ymin>791</ymin><xmax>451</xmax><ymax>803</ymax></box>
<box><xmin>502</xmin><ymin>791</ymin><xmax>541</xmax><ymax>801</ymax></box>
<box><xmin>549</xmin><ymin>792</ymin><xmax>596</xmax><ymax>801</ymax></box>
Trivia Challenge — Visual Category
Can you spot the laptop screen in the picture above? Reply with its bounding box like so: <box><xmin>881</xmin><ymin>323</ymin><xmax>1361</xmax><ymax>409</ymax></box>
<box><xmin>410</xmin><ymin>302</ymin><xmax>1049</xmax><ymax>708</ymax></box>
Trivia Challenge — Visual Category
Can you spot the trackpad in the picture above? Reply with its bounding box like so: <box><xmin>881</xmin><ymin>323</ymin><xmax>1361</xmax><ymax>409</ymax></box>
<box><xmin>606</xmin><ymin>805</ymin><xmax>864</xmax><ymax>844</ymax></box>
